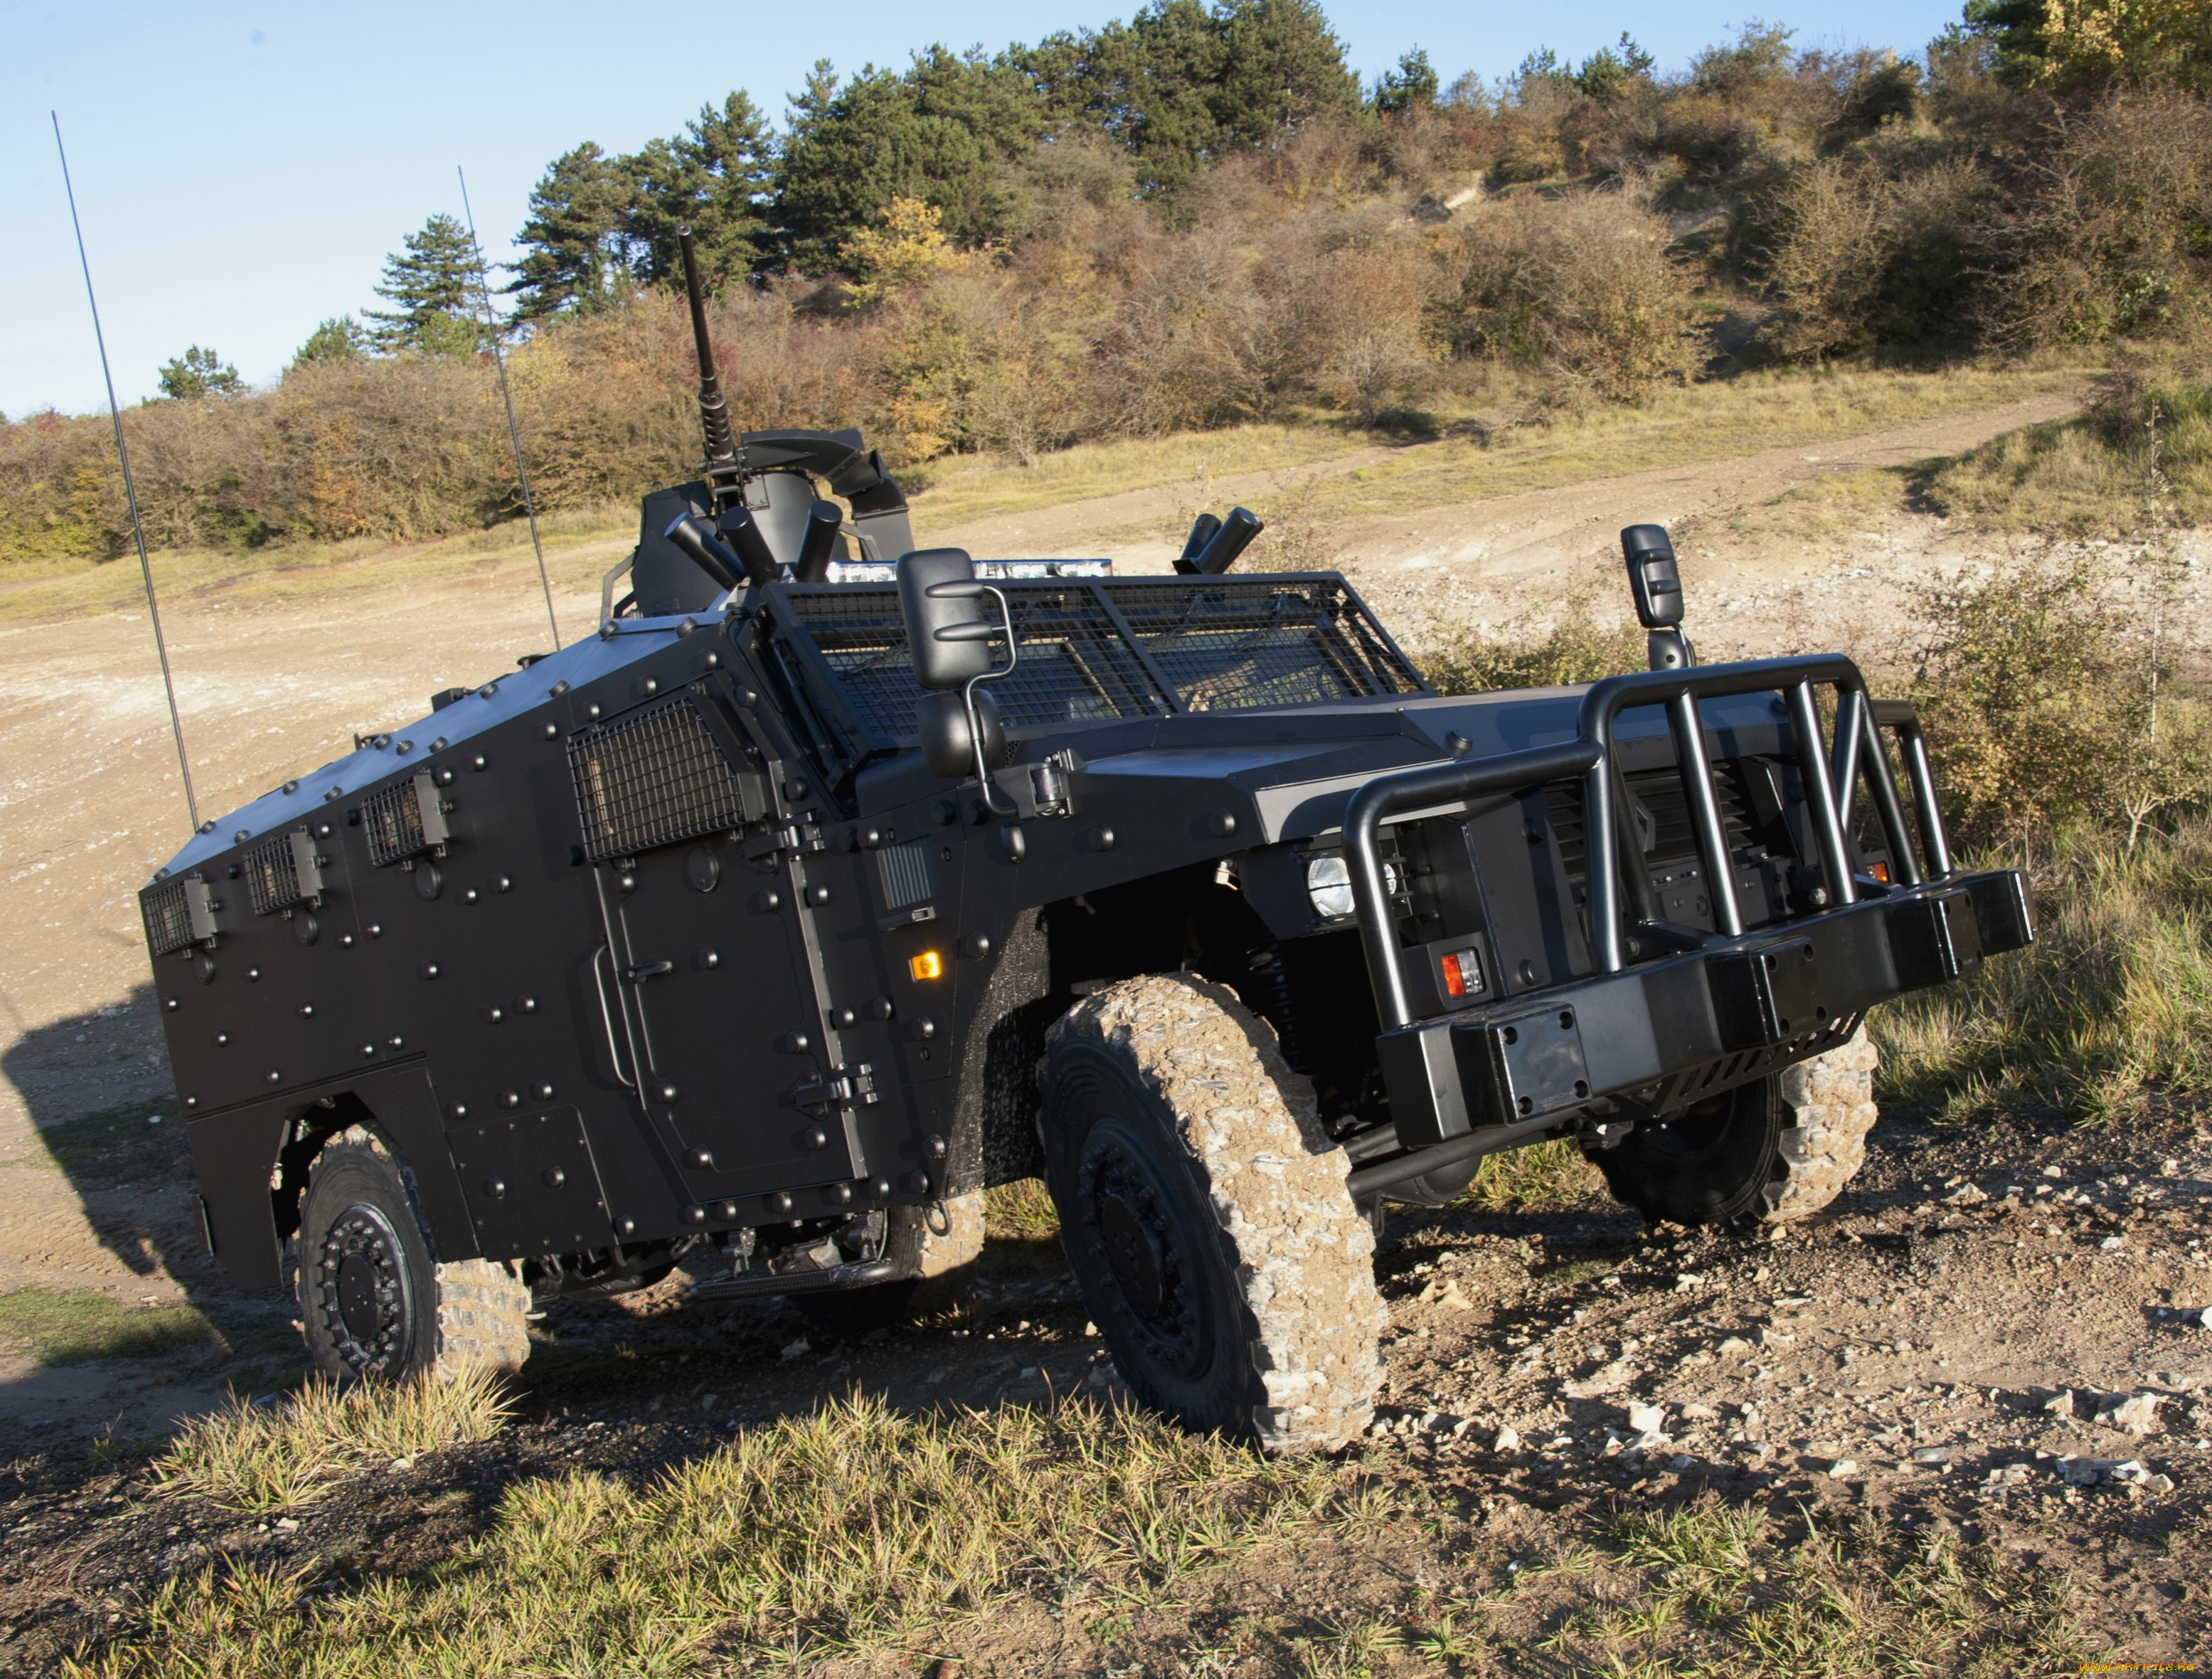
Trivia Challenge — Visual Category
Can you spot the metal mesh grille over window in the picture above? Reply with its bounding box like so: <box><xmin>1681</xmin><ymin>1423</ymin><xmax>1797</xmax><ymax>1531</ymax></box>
<box><xmin>361</xmin><ymin>780</ymin><xmax>428</xmax><ymax>868</ymax></box>
<box><xmin>783</xmin><ymin>586</ymin><xmax>1164</xmax><ymax>740</ymax></box>
<box><xmin>244</xmin><ymin>835</ymin><xmax>302</xmax><ymax>915</ymax></box>
<box><xmin>1110</xmin><ymin>579</ymin><xmax>1425</xmax><ymax>712</ymax></box>
<box><xmin>772</xmin><ymin>576</ymin><xmax>1423</xmax><ymax>745</ymax></box>
<box><xmin>143</xmin><ymin>881</ymin><xmax>193</xmax><ymax>956</ymax></box>
<box><xmin>566</xmin><ymin>694</ymin><xmax>748</xmax><ymax>863</ymax></box>
<box><xmin>878</xmin><ymin>840</ymin><xmax>939</xmax><ymax>910</ymax></box>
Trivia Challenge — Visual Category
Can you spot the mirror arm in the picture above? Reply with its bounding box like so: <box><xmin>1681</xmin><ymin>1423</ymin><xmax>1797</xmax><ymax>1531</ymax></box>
<box><xmin>951</xmin><ymin>583</ymin><xmax>1020</xmax><ymax>813</ymax></box>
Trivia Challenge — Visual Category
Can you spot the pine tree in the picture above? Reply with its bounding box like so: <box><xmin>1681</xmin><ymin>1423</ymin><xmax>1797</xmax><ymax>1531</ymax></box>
<box><xmin>506</xmin><ymin>145</ymin><xmax>629</xmax><ymax>322</ymax></box>
<box><xmin>289</xmin><ymin>316</ymin><xmax>369</xmax><ymax>370</ymax></box>
<box><xmin>626</xmin><ymin>92</ymin><xmax>774</xmax><ymax>291</ymax></box>
<box><xmin>365</xmin><ymin>214</ymin><xmax>488</xmax><ymax>354</ymax></box>
<box><xmin>157</xmin><ymin>346</ymin><xmax>245</xmax><ymax>401</ymax></box>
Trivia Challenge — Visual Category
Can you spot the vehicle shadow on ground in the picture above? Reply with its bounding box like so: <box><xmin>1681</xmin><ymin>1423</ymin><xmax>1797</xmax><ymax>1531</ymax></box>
<box><xmin>0</xmin><ymin>985</ymin><xmax>305</xmax><ymax>1448</ymax></box>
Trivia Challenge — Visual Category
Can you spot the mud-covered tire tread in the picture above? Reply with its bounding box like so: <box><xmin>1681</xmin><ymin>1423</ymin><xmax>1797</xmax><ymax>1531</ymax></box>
<box><xmin>1045</xmin><ymin>975</ymin><xmax>1385</xmax><ymax>1452</ymax></box>
<box><xmin>1763</xmin><ymin>1024</ymin><xmax>1881</xmax><ymax>1223</ymax></box>
<box><xmin>1591</xmin><ymin>1024</ymin><xmax>1882</xmax><ymax>1228</ymax></box>
<box><xmin>296</xmin><ymin>1126</ymin><xmax>532</xmax><ymax>1380</ymax></box>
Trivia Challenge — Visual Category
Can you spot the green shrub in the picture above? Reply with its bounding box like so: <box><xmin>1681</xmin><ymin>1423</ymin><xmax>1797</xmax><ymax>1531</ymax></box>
<box><xmin>1907</xmin><ymin>548</ymin><xmax>2209</xmax><ymax>847</ymax></box>
<box><xmin>1420</xmin><ymin>606</ymin><xmax>1645</xmax><ymax>694</ymax></box>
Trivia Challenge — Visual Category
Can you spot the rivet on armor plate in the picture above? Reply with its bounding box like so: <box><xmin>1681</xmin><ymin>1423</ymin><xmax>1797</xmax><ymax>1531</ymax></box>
<box><xmin>826</xmin><ymin>1184</ymin><xmax>853</xmax><ymax>1207</ymax></box>
<box><xmin>500</xmin><ymin>1091</ymin><xmax>520</xmax><ymax>1109</ymax></box>
<box><xmin>657</xmin><ymin>1082</ymin><xmax>680</xmax><ymax>1102</ymax></box>
<box><xmin>541</xmin><ymin>1168</ymin><xmax>565</xmax><ymax>1189</ymax></box>
<box><xmin>535</xmin><ymin>1083</ymin><xmax>554</xmax><ymax>1100</ymax></box>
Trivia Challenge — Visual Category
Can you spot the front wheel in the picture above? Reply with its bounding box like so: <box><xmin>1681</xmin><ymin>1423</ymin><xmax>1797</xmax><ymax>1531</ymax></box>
<box><xmin>295</xmin><ymin>1129</ymin><xmax>532</xmax><ymax>1381</ymax></box>
<box><xmin>1590</xmin><ymin>1025</ymin><xmax>1880</xmax><ymax>1227</ymax></box>
<box><xmin>1041</xmin><ymin>975</ymin><xmax>1384</xmax><ymax>1451</ymax></box>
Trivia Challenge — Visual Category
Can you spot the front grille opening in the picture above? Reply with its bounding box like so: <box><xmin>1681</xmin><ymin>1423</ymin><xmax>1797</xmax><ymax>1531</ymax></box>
<box><xmin>567</xmin><ymin>692</ymin><xmax>749</xmax><ymax>863</ymax></box>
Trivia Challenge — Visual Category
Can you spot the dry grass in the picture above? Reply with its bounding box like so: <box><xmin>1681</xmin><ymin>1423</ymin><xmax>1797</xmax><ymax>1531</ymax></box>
<box><xmin>154</xmin><ymin>1368</ymin><xmax>513</xmax><ymax>1513</ymax></box>
<box><xmin>0</xmin><ymin>504</ymin><xmax>628</xmax><ymax>626</ymax></box>
<box><xmin>0</xmin><ymin>1288</ymin><xmax>225</xmax><ymax>1368</ymax></box>
<box><xmin>1926</xmin><ymin>367</ymin><xmax>2212</xmax><ymax>537</ymax></box>
<box><xmin>1459</xmin><ymin>1137</ymin><xmax>1608</xmax><ymax>1214</ymax></box>
<box><xmin>1874</xmin><ymin>816</ymin><xmax>2212</xmax><ymax>1123</ymax></box>
<box><xmin>88</xmin><ymin>1392</ymin><xmax>1327</xmax><ymax>1676</ymax></box>
<box><xmin>982</xmin><ymin>1177</ymin><xmax>1061</xmax><ymax>1241</ymax></box>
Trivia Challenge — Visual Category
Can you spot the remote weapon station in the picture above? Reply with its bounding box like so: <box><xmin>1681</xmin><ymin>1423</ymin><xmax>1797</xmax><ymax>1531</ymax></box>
<box><xmin>143</xmin><ymin>234</ymin><xmax>2031</xmax><ymax>1447</ymax></box>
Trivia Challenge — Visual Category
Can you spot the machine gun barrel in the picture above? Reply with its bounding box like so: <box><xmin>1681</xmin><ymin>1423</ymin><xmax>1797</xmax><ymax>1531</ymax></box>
<box><xmin>678</xmin><ymin>227</ymin><xmax>739</xmax><ymax>470</ymax></box>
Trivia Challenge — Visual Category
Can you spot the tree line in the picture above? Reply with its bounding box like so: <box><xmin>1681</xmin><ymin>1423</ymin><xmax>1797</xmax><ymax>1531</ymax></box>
<box><xmin>4</xmin><ymin>0</ymin><xmax>2208</xmax><ymax>563</ymax></box>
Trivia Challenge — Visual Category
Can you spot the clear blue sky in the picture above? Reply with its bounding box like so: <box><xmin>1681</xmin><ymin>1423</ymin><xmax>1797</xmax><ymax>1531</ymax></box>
<box><xmin>4</xmin><ymin>0</ymin><xmax>1969</xmax><ymax>418</ymax></box>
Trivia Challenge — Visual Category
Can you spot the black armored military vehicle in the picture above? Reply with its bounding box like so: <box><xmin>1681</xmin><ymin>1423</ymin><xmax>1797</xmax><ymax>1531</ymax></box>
<box><xmin>140</xmin><ymin>241</ymin><xmax>2031</xmax><ymax>1450</ymax></box>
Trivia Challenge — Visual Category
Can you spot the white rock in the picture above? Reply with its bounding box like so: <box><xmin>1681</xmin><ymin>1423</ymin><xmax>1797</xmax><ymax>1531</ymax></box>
<box><xmin>1565</xmin><ymin>1358</ymin><xmax>1634</xmax><ymax>1398</ymax></box>
<box><xmin>2044</xmin><ymin>1388</ymin><xmax>2076</xmax><ymax>1416</ymax></box>
<box><xmin>780</xmin><ymin>1338</ymin><xmax>811</xmax><ymax>1361</ymax></box>
<box><xmin>1910</xmin><ymin>1445</ymin><xmax>1953</xmax><ymax>1466</ymax></box>
<box><xmin>1681</xmin><ymin>1401</ymin><xmax>1720</xmax><ymax>1421</ymax></box>
<box><xmin>1826</xmin><ymin>1458</ymin><xmax>1859</xmax><ymax>1477</ymax></box>
<box><xmin>1626</xmin><ymin>1401</ymin><xmax>1666</xmax><ymax>1434</ymax></box>
<box><xmin>2100</xmin><ymin>1392</ymin><xmax>2161</xmax><ymax>1433</ymax></box>
<box><xmin>1494</xmin><ymin>1424</ymin><xmax>1521</xmax><ymax>1452</ymax></box>
<box><xmin>2101</xmin><ymin>1236</ymin><xmax>2125</xmax><ymax>1252</ymax></box>
<box><xmin>1760</xmin><ymin>1327</ymin><xmax>1794</xmax><ymax>1347</ymax></box>
<box><xmin>1944</xmin><ymin>1184</ymin><xmax>1988</xmax><ymax>1205</ymax></box>
<box><xmin>1717</xmin><ymin>1336</ymin><xmax>1754</xmax><ymax>1355</ymax></box>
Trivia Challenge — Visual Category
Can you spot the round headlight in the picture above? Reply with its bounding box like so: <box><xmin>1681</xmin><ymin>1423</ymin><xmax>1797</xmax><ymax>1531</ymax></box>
<box><xmin>1305</xmin><ymin>855</ymin><xmax>1354</xmax><ymax>920</ymax></box>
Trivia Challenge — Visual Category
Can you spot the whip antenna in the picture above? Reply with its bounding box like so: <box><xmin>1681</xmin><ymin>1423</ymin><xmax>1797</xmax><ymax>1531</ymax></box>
<box><xmin>52</xmin><ymin>112</ymin><xmax>199</xmax><ymax>833</ymax></box>
<box><xmin>457</xmin><ymin>166</ymin><xmax>560</xmax><ymax>648</ymax></box>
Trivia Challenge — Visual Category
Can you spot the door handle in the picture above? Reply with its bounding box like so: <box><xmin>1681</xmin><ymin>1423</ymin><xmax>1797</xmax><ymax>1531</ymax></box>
<box><xmin>622</xmin><ymin>960</ymin><xmax>675</xmax><ymax>984</ymax></box>
<box><xmin>590</xmin><ymin>945</ymin><xmax>638</xmax><ymax>1089</ymax></box>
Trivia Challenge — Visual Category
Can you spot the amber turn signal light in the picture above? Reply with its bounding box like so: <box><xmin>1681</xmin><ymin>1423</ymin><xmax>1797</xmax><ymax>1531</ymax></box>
<box><xmin>909</xmin><ymin>951</ymin><xmax>944</xmax><ymax>981</ymax></box>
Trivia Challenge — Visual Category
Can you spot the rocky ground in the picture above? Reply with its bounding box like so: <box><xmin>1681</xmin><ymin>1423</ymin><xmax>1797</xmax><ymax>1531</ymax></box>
<box><xmin>0</xmin><ymin>1083</ymin><xmax>2203</xmax><ymax>1673</ymax></box>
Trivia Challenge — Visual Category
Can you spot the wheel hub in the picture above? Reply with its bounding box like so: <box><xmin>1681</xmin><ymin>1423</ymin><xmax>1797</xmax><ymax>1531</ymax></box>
<box><xmin>1098</xmin><ymin>1192</ymin><xmax>1164</xmax><ymax>1318</ymax></box>
<box><xmin>316</xmin><ymin>1202</ymin><xmax>413</xmax><ymax>1375</ymax></box>
<box><xmin>1077</xmin><ymin>1125</ymin><xmax>1204</xmax><ymax>1378</ymax></box>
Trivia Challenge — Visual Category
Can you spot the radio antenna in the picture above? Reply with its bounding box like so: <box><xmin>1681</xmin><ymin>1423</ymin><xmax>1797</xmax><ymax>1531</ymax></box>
<box><xmin>457</xmin><ymin>166</ymin><xmax>560</xmax><ymax>648</ymax></box>
<box><xmin>51</xmin><ymin>112</ymin><xmax>199</xmax><ymax>833</ymax></box>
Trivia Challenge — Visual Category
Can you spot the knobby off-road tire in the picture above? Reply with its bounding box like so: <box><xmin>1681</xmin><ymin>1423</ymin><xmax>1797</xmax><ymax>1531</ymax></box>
<box><xmin>1591</xmin><ymin>1024</ymin><xmax>1881</xmax><ymax>1228</ymax></box>
<box><xmin>1041</xmin><ymin>975</ymin><xmax>1385</xmax><ymax>1451</ymax></box>
<box><xmin>296</xmin><ymin>1128</ymin><xmax>533</xmax><ymax>1381</ymax></box>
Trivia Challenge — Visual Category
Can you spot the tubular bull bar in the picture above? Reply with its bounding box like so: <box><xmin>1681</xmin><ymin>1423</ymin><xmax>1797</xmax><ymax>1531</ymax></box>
<box><xmin>1348</xmin><ymin>656</ymin><xmax>2032</xmax><ymax>1198</ymax></box>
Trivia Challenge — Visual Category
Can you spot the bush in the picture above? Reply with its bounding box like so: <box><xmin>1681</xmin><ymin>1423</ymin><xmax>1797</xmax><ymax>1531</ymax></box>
<box><xmin>1426</xmin><ymin>190</ymin><xmax>1700</xmax><ymax>402</ymax></box>
<box><xmin>1985</xmin><ymin>88</ymin><xmax>2212</xmax><ymax>349</ymax></box>
<box><xmin>1907</xmin><ymin>548</ymin><xmax>2211</xmax><ymax>847</ymax></box>
<box><xmin>1420</xmin><ymin>599</ymin><xmax>1647</xmax><ymax>694</ymax></box>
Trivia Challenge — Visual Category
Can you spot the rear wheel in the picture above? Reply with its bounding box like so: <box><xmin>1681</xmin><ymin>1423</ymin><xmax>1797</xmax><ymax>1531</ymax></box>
<box><xmin>296</xmin><ymin>1129</ymin><xmax>532</xmax><ymax>1381</ymax></box>
<box><xmin>1041</xmin><ymin>975</ymin><xmax>1383</xmax><ymax>1451</ymax></box>
<box><xmin>1591</xmin><ymin>1025</ymin><xmax>1880</xmax><ymax>1227</ymax></box>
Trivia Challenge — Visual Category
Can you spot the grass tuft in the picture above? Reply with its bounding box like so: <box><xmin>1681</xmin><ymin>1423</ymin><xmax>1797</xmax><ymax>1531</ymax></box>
<box><xmin>90</xmin><ymin>1392</ymin><xmax>1325</xmax><ymax>1675</ymax></box>
<box><xmin>154</xmin><ymin>1367</ymin><xmax>512</xmax><ymax>1513</ymax></box>
<box><xmin>1872</xmin><ymin>817</ymin><xmax>2212</xmax><ymax>1120</ymax></box>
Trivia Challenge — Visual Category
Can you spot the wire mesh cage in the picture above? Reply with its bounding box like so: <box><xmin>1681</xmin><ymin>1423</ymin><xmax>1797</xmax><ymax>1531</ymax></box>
<box><xmin>567</xmin><ymin>692</ymin><xmax>749</xmax><ymax>863</ymax></box>
<box><xmin>361</xmin><ymin>779</ymin><xmax>430</xmax><ymax>869</ymax></box>
<box><xmin>143</xmin><ymin>880</ymin><xmax>194</xmax><ymax>956</ymax></box>
<box><xmin>770</xmin><ymin>575</ymin><xmax>1424</xmax><ymax>746</ymax></box>
<box><xmin>243</xmin><ymin>834</ymin><xmax>303</xmax><ymax>916</ymax></box>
